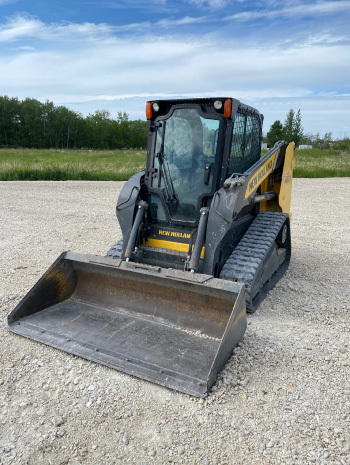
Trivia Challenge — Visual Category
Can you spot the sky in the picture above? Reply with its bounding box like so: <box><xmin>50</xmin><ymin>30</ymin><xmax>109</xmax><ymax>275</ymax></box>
<box><xmin>0</xmin><ymin>0</ymin><xmax>349</xmax><ymax>137</ymax></box>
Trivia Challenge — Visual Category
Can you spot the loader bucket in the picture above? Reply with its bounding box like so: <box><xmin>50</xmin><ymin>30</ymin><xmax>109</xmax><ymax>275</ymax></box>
<box><xmin>8</xmin><ymin>252</ymin><xmax>246</xmax><ymax>397</ymax></box>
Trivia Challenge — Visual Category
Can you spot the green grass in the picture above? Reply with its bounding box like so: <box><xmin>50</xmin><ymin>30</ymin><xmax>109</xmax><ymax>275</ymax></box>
<box><xmin>0</xmin><ymin>147</ymin><xmax>349</xmax><ymax>180</ymax></box>
<box><xmin>261</xmin><ymin>148</ymin><xmax>350</xmax><ymax>178</ymax></box>
<box><xmin>293</xmin><ymin>149</ymin><xmax>350</xmax><ymax>177</ymax></box>
<box><xmin>0</xmin><ymin>148</ymin><xmax>147</xmax><ymax>181</ymax></box>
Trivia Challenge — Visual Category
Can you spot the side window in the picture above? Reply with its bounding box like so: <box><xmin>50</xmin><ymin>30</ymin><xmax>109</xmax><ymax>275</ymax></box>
<box><xmin>228</xmin><ymin>114</ymin><xmax>245</xmax><ymax>174</ymax></box>
<box><xmin>202</xmin><ymin>119</ymin><xmax>219</xmax><ymax>157</ymax></box>
<box><xmin>228</xmin><ymin>113</ymin><xmax>261</xmax><ymax>175</ymax></box>
<box><xmin>243</xmin><ymin>115</ymin><xmax>260</xmax><ymax>171</ymax></box>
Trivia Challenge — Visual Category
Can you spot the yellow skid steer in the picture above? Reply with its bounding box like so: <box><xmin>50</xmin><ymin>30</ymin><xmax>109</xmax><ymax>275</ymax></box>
<box><xmin>8</xmin><ymin>98</ymin><xmax>295</xmax><ymax>397</ymax></box>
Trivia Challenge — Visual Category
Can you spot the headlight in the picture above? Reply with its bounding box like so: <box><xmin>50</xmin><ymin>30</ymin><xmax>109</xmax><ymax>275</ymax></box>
<box><xmin>213</xmin><ymin>100</ymin><xmax>223</xmax><ymax>110</ymax></box>
<box><xmin>152</xmin><ymin>102</ymin><xmax>160</xmax><ymax>112</ymax></box>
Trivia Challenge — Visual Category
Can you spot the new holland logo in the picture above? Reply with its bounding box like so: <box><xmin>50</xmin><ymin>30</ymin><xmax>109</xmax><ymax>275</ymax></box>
<box><xmin>158</xmin><ymin>229</ymin><xmax>191</xmax><ymax>239</ymax></box>
<box><xmin>248</xmin><ymin>160</ymin><xmax>272</xmax><ymax>191</ymax></box>
<box><xmin>245</xmin><ymin>152</ymin><xmax>277</xmax><ymax>199</ymax></box>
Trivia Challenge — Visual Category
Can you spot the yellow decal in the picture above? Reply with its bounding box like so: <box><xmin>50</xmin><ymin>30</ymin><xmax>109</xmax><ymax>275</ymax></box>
<box><xmin>148</xmin><ymin>238</ymin><xmax>205</xmax><ymax>258</ymax></box>
<box><xmin>158</xmin><ymin>229</ymin><xmax>191</xmax><ymax>239</ymax></box>
<box><xmin>245</xmin><ymin>152</ymin><xmax>277</xmax><ymax>199</ymax></box>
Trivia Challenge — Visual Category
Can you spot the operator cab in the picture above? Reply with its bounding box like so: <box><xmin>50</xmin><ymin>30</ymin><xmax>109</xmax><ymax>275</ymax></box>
<box><xmin>145</xmin><ymin>98</ymin><xmax>263</xmax><ymax>227</ymax></box>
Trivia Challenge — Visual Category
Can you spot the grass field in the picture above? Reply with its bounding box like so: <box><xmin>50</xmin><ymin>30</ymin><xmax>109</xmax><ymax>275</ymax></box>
<box><xmin>0</xmin><ymin>147</ymin><xmax>349</xmax><ymax>181</ymax></box>
<box><xmin>293</xmin><ymin>149</ymin><xmax>350</xmax><ymax>177</ymax></box>
<box><xmin>0</xmin><ymin>148</ymin><xmax>147</xmax><ymax>181</ymax></box>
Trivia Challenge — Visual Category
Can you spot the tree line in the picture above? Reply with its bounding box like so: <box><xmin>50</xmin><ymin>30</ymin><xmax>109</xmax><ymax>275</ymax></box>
<box><xmin>2</xmin><ymin>96</ymin><xmax>349</xmax><ymax>151</ymax></box>
<box><xmin>0</xmin><ymin>96</ymin><xmax>149</xmax><ymax>149</ymax></box>
<box><xmin>266</xmin><ymin>108</ymin><xmax>350</xmax><ymax>149</ymax></box>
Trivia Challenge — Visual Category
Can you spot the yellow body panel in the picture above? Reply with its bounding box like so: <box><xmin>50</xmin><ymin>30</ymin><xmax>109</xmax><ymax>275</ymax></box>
<box><xmin>260</xmin><ymin>142</ymin><xmax>295</xmax><ymax>217</ymax></box>
<box><xmin>278</xmin><ymin>142</ymin><xmax>295</xmax><ymax>215</ymax></box>
<box><xmin>147</xmin><ymin>238</ymin><xmax>205</xmax><ymax>258</ymax></box>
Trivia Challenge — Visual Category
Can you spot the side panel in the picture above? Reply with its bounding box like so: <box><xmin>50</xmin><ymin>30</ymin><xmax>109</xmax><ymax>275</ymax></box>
<box><xmin>278</xmin><ymin>142</ymin><xmax>295</xmax><ymax>215</ymax></box>
<box><xmin>259</xmin><ymin>142</ymin><xmax>295</xmax><ymax>215</ymax></box>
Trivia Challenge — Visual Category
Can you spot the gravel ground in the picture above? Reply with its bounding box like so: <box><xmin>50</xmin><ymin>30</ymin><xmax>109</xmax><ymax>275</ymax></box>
<box><xmin>0</xmin><ymin>179</ymin><xmax>349</xmax><ymax>465</ymax></box>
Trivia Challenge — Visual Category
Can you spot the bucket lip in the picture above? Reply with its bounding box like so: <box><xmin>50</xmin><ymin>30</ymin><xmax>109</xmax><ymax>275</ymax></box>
<box><xmin>64</xmin><ymin>251</ymin><xmax>245</xmax><ymax>298</ymax></box>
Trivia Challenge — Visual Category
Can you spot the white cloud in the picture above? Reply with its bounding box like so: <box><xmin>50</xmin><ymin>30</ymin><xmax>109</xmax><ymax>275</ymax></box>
<box><xmin>12</xmin><ymin>45</ymin><xmax>36</xmax><ymax>50</ymax></box>
<box><xmin>0</xmin><ymin>14</ymin><xmax>209</xmax><ymax>41</ymax></box>
<box><xmin>112</xmin><ymin>15</ymin><xmax>208</xmax><ymax>33</ymax></box>
<box><xmin>0</xmin><ymin>14</ymin><xmax>349</xmax><ymax>135</ymax></box>
<box><xmin>305</xmin><ymin>33</ymin><xmax>349</xmax><ymax>46</ymax></box>
<box><xmin>156</xmin><ymin>15</ymin><xmax>208</xmax><ymax>27</ymax></box>
<box><xmin>188</xmin><ymin>0</ymin><xmax>228</xmax><ymax>8</ymax></box>
<box><xmin>0</xmin><ymin>15</ymin><xmax>44</xmax><ymax>42</ymax></box>
<box><xmin>0</xmin><ymin>14</ymin><xmax>115</xmax><ymax>43</ymax></box>
<box><xmin>2</xmin><ymin>32</ymin><xmax>348</xmax><ymax>98</ymax></box>
<box><xmin>226</xmin><ymin>0</ymin><xmax>350</xmax><ymax>21</ymax></box>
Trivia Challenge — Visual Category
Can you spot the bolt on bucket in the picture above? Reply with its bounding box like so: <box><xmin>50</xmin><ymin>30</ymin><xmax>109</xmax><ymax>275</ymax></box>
<box><xmin>8</xmin><ymin>252</ymin><xmax>246</xmax><ymax>397</ymax></box>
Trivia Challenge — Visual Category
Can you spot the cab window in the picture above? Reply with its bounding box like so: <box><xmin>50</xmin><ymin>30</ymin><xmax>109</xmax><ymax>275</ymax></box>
<box><xmin>228</xmin><ymin>113</ymin><xmax>261</xmax><ymax>175</ymax></box>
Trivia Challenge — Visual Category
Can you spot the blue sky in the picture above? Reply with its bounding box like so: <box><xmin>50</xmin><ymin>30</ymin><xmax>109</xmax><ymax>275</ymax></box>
<box><xmin>0</xmin><ymin>0</ymin><xmax>349</xmax><ymax>137</ymax></box>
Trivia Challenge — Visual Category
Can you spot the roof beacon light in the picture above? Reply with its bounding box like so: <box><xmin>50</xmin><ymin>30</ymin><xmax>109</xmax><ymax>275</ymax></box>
<box><xmin>146</xmin><ymin>101</ymin><xmax>152</xmax><ymax>120</ymax></box>
<box><xmin>224</xmin><ymin>98</ymin><xmax>232</xmax><ymax>118</ymax></box>
<box><xmin>152</xmin><ymin>102</ymin><xmax>160</xmax><ymax>112</ymax></box>
<box><xmin>213</xmin><ymin>100</ymin><xmax>223</xmax><ymax>110</ymax></box>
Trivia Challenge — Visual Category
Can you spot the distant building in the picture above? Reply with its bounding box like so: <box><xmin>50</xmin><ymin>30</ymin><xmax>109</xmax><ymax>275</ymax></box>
<box><xmin>298</xmin><ymin>145</ymin><xmax>313</xmax><ymax>149</ymax></box>
<box><xmin>261</xmin><ymin>143</ymin><xmax>268</xmax><ymax>150</ymax></box>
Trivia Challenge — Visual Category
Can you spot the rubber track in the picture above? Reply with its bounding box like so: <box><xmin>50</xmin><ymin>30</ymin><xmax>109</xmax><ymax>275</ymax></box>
<box><xmin>106</xmin><ymin>238</ymin><xmax>123</xmax><ymax>259</ymax></box>
<box><xmin>219</xmin><ymin>212</ymin><xmax>288</xmax><ymax>313</ymax></box>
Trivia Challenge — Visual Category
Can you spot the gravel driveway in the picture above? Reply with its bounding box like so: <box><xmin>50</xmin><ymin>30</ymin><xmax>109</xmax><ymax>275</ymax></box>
<box><xmin>0</xmin><ymin>179</ymin><xmax>349</xmax><ymax>465</ymax></box>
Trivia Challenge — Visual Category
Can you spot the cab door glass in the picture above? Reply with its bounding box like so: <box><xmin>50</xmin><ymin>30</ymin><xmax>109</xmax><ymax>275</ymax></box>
<box><xmin>152</xmin><ymin>108</ymin><xmax>220</xmax><ymax>222</ymax></box>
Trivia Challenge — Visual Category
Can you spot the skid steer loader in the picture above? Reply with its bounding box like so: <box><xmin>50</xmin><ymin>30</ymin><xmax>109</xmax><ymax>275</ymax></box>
<box><xmin>8</xmin><ymin>98</ymin><xmax>295</xmax><ymax>397</ymax></box>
